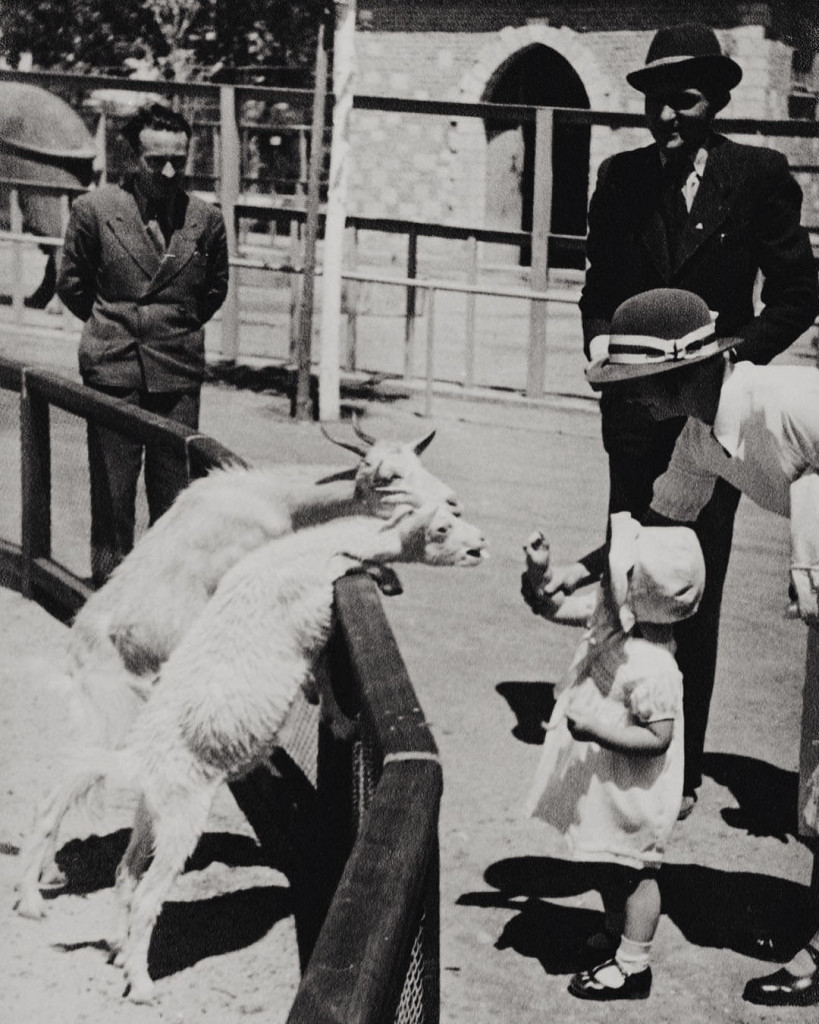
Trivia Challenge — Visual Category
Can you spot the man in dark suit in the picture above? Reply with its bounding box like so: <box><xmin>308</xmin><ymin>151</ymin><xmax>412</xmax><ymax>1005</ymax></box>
<box><xmin>537</xmin><ymin>24</ymin><xmax>818</xmax><ymax>817</ymax></box>
<box><xmin>57</xmin><ymin>102</ymin><xmax>229</xmax><ymax>585</ymax></box>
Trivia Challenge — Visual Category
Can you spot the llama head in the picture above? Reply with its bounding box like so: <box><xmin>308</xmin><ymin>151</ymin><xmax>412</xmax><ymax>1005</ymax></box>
<box><xmin>382</xmin><ymin>503</ymin><xmax>488</xmax><ymax>567</ymax></box>
<box><xmin>320</xmin><ymin>415</ymin><xmax>461</xmax><ymax>518</ymax></box>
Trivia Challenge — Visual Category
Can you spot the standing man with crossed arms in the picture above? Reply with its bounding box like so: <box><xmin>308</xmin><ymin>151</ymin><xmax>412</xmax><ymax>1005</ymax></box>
<box><xmin>58</xmin><ymin>102</ymin><xmax>229</xmax><ymax>585</ymax></box>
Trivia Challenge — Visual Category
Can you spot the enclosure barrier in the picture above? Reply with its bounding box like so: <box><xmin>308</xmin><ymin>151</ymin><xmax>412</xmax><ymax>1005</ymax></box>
<box><xmin>0</xmin><ymin>353</ymin><xmax>440</xmax><ymax>1024</ymax></box>
<box><xmin>2</xmin><ymin>69</ymin><xmax>817</xmax><ymax>401</ymax></box>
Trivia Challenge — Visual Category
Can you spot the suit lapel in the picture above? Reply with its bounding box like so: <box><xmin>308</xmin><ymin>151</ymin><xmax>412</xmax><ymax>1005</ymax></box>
<box><xmin>106</xmin><ymin>193</ymin><xmax>162</xmax><ymax>279</ymax></box>
<box><xmin>674</xmin><ymin>137</ymin><xmax>735</xmax><ymax>272</ymax></box>
<box><xmin>636</xmin><ymin>148</ymin><xmax>673</xmax><ymax>281</ymax></box>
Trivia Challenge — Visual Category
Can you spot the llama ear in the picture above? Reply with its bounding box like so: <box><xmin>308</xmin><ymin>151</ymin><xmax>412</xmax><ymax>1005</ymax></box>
<box><xmin>320</xmin><ymin>424</ymin><xmax>367</xmax><ymax>458</ymax></box>
<box><xmin>351</xmin><ymin>413</ymin><xmax>376</xmax><ymax>447</ymax></box>
<box><xmin>314</xmin><ymin>467</ymin><xmax>358</xmax><ymax>485</ymax></box>
<box><xmin>412</xmin><ymin>429</ymin><xmax>436</xmax><ymax>456</ymax></box>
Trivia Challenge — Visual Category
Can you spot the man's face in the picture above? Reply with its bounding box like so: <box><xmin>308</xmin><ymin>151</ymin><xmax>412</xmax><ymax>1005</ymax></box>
<box><xmin>616</xmin><ymin>373</ymin><xmax>682</xmax><ymax>420</ymax></box>
<box><xmin>136</xmin><ymin>127</ymin><xmax>189</xmax><ymax>198</ymax></box>
<box><xmin>644</xmin><ymin>86</ymin><xmax>716</xmax><ymax>158</ymax></box>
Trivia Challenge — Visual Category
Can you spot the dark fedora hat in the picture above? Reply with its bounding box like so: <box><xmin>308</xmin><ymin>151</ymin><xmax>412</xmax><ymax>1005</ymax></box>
<box><xmin>627</xmin><ymin>22</ymin><xmax>742</xmax><ymax>95</ymax></box>
<box><xmin>586</xmin><ymin>288</ymin><xmax>738</xmax><ymax>387</ymax></box>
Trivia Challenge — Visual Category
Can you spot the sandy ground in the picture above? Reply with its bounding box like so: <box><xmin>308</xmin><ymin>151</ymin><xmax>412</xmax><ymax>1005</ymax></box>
<box><xmin>1</xmin><ymin>325</ymin><xmax>818</xmax><ymax>1023</ymax></box>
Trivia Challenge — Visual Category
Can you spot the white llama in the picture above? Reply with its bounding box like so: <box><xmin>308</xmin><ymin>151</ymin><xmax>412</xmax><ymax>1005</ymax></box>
<box><xmin>29</xmin><ymin>504</ymin><xmax>486</xmax><ymax>1003</ymax></box>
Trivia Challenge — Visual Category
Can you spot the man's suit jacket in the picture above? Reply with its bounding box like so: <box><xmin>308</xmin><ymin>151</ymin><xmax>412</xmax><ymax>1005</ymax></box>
<box><xmin>57</xmin><ymin>181</ymin><xmax>229</xmax><ymax>392</ymax></box>
<box><xmin>579</xmin><ymin>134</ymin><xmax>819</xmax><ymax>461</ymax></box>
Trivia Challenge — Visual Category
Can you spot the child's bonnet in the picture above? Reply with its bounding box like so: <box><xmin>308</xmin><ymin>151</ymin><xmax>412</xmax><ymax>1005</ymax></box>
<box><xmin>609</xmin><ymin>512</ymin><xmax>705</xmax><ymax>632</ymax></box>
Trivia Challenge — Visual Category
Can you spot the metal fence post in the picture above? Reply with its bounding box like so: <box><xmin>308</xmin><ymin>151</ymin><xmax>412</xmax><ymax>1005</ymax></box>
<box><xmin>464</xmin><ymin>234</ymin><xmax>477</xmax><ymax>388</ymax></box>
<box><xmin>219</xmin><ymin>84</ymin><xmax>241</xmax><ymax>362</ymax></box>
<box><xmin>526</xmin><ymin>107</ymin><xmax>553</xmax><ymax>398</ymax></box>
<box><xmin>10</xmin><ymin>187</ymin><xmax>24</xmax><ymax>324</ymax></box>
<box><xmin>424</xmin><ymin>287</ymin><xmax>435</xmax><ymax>418</ymax></box>
<box><xmin>20</xmin><ymin>372</ymin><xmax>51</xmax><ymax>598</ymax></box>
<box><xmin>404</xmin><ymin>227</ymin><xmax>418</xmax><ymax>379</ymax></box>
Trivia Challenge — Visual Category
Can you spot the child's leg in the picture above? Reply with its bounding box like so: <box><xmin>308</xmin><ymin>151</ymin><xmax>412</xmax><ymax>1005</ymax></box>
<box><xmin>569</xmin><ymin>867</ymin><xmax>656</xmax><ymax>1000</ymax></box>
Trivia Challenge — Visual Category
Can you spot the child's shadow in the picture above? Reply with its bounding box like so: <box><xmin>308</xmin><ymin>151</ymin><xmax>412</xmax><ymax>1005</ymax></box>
<box><xmin>459</xmin><ymin>855</ymin><xmax>812</xmax><ymax>970</ymax></box>
<box><xmin>496</xmin><ymin>681</ymin><xmax>557</xmax><ymax>745</ymax></box>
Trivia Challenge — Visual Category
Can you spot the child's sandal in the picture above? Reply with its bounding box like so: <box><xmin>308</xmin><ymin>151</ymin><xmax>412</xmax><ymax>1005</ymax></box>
<box><xmin>568</xmin><ymin>959</ymin><xmax>652</xmax><ymax>1001</ymax></box>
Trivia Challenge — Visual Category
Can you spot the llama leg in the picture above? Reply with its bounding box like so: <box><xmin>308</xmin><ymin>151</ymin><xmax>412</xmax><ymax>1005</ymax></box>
<box><xmin>121</xmin><ymin>788</ymin><xmax>214</xmax><ymax>1003</ymax></box>
<box><xmin>15</xmin><ymin>770</ymin><xmax>103</xmax><ymax>919</ymax></box>
<box><xmin>110</xmin><ymin>797</ymin><xmax>153</xmax><ymax>967</ymax></box>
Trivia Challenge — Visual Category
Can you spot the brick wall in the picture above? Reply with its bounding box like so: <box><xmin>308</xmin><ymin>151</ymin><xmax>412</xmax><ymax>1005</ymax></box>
<box><xmin>345</xmin><ymin>12</ymin><xmax>819</xmax><ymax>263</ymax></box>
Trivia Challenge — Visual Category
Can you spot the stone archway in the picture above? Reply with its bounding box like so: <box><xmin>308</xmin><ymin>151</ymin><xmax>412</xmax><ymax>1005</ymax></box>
<box><xmin>457</xmin><ymin>26</ymin><xmax>616</xmax><ymax>267</ymax></box>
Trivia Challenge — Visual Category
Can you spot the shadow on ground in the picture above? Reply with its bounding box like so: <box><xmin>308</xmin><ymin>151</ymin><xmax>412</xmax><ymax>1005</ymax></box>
<box><xmin>207</xmin><ymin>360</ymin><xmax>410</xmax><ymax>418</ymax></box>
<box><xmin>459</xmin><ymin>855</ymin><xmax>812</xmax><ymax>971</ymax></box>
<box><xmin>496</xmin><ymin>680</ymin><xmax>558</xmax><ymax>745</ymax></box>
<box><xmin>48</xmin><ymin>829</ymin><xmax>293</xmax><ymax>979</ymax></box>
<box><xmin>50</xmin><ymin>829</ymin><xmax>273</xmax><ymax>899</ymax></box>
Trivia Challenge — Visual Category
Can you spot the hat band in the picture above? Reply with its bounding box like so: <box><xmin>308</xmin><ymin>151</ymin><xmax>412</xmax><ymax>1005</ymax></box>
<box><xmin>608</xmin><ymin>321</ymin><xmax>717</xmax><ymax>365</ymax></box>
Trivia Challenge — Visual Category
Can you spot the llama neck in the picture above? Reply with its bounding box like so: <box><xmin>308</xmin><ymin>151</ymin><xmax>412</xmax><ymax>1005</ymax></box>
<box><xmin>286</xmin><ymin>477</ymin><xmax>363</xmax><ymax>530</ymax></box>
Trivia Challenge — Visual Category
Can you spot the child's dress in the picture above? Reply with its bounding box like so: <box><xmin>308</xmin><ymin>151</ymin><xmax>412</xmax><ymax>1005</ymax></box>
<box><xmin>525</xmin><ymin>598</ymin><xmax>684</xmax><ymax>870</ymax></box>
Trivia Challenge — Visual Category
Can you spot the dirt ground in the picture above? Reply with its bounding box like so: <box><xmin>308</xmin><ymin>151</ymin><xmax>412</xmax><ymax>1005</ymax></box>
<box><xmin>1</xmin><ymin>331</ymin><xmax>817</xmax><ymax>1023</ymax></box>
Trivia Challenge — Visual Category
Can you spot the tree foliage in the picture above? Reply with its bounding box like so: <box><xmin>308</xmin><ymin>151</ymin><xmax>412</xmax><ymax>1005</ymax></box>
<box><xmin>0</xmin><ymin>0</ymin><xmax>328</xmax><ymax>81</ymax></box>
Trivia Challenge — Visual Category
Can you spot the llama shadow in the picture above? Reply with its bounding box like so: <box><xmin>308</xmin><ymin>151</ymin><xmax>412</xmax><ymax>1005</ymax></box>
<box><xmin>51</xmin><ymin>829</ymin><xmax>273</xmax><ymax>899</ymax></box>
<box><xmin>702</xmin><ymin>751</ymin><xmax>806</xmax><ymax>845</ymax></box>
<box><xmin>147</xmin><ymin>884</ymin><xmax>292</xmax><ymax>979</ymax></box>
<box><xmin>56</xmin><ymin>883</ymin><xmax>292</xmax><ymax>979</ymax></box>
<box><xmin>459</xmin><ymin>855</ymin><xmax>812</xmax><ymax>971</ymax></box>
<box><xmin>496</xmin><ymin>681</ymin><xmax>557</xmax><ymax>745</ymax></box>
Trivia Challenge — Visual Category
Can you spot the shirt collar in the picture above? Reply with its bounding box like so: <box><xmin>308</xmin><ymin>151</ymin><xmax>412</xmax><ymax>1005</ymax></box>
<box><xmin>658</xmin><ymin>142</ymin><xmax>711</xmax><ymax>178</ymax></box>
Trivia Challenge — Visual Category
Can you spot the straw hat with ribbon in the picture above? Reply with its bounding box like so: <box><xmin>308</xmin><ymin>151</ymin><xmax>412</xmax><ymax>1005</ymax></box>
<box><xmin>586</xmin><ymin>288</ymin><xmax>737</xmax><ymax>387</ymax></box>
<box><xmin>608</xmin><ymin>512</ymin><xmax>705</xmax><ymax>633</ymax></box>
<box><xmin>626</xmin><ymin>22</ymin><xmax>742</xmax><ymax>98</ymax></box>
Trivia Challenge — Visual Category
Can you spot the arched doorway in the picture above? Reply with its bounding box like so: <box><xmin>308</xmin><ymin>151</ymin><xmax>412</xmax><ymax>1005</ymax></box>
<box><xmin>483</xmin><ymin>44</ymin><xmax>590</xmax><ymax>268</ymax></box>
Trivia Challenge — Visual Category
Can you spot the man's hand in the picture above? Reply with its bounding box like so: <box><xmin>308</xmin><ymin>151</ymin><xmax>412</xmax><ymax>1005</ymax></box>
<box><xmin>791</xmin><ymin>568</ymin><xmax>819</xmax><ymax>629</ymax></box>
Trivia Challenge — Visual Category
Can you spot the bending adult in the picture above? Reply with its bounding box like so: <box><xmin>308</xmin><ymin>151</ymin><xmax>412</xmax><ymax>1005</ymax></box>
<box><xmin>585</xmin><ymin>287</ymin><xmax>819</xmax><ymax>1007</ymax></box>
<box><xmin>57</xmin><ymin>102</ymin><xmax>229</xmax><ymax>585</ymax></box>
<box><xmin>575</xmin><ymin>22</ymin><xmax>818</xmax><ymax>815</ymax></box>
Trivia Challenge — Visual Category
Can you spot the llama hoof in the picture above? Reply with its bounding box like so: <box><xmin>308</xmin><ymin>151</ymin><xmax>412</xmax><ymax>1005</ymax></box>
<box><xmin>14</xmin><ymin>891</ymin><xmax>47</xmax><ymax>920</ymax></box>
<box><xmin>125</xmin><ymin>978</ymin><xmax>156</xmax><ymax>1004</ymax></box>
<box><xmin>106</xmin><ymin>945</ymin><xmax>125</xmax><ymax>968</ymax></box>
<box><xmin>40</xmin><ymin>865</ymin><xmax>67</xmax><ymax>888</ymax></box>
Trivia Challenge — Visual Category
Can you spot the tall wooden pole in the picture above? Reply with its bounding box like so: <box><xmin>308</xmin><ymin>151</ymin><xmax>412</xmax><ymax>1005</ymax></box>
<box><xmin>526</xmin><ymin>106</ymin><xmax>553</xmax><ymax>398</ymax></box>
<box><xmin>295</xmin><ymin>14</ymin><xmax>330</xmax><ymax>421</ymax></box>
<box><xmin>318</xmin><ymin>0</ymin><xmax>357</xmax><ymax>421</ymax></box>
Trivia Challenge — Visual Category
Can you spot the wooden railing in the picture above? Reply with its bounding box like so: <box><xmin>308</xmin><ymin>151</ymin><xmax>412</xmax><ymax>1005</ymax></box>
<box><xmin>0</xmin><ymin>353</ymin><xmax>441</xmax><ymax>1024</ymax></box>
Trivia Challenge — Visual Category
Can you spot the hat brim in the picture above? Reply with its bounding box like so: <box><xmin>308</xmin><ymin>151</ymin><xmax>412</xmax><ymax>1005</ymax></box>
<box><xmin>586</xmin><ymin>335</ymin><xmax>738</xmax><ymax>388</ymax></box>
<box><xmin>627</xmin><ymin>54</ymin><xmax>742</xmax><ymax>94</ymax></box>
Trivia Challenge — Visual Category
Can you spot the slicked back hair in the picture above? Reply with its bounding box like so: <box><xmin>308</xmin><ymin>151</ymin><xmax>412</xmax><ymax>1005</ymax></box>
<box><xmin>121</xmin><ymin>102</ymin><xmax>192</xmax><ymax>153</ymax></box>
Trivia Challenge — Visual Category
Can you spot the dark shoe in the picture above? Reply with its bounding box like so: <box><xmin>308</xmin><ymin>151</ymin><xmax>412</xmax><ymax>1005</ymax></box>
<box><xmin>743</xmin><ymin>954</ymin><xmax>819</xmax><ymax>1007</ymax></box>
<box><xmin>568</xmin><ymin>959</ymin><xmax>652</xmax><ymax>1001</ymax></box>
<box><xmin>678</xmin><ymin>792</ymin><xmax>698</xmax><ymax>820</ymax></box>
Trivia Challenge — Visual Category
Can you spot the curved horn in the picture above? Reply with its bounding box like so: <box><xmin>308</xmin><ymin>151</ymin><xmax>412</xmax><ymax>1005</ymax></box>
<box><xmin>351</xmin><ymin>413</ymin><xmax>376</xmax><ymax>447</ymax></box>
<box><xmin>320</xmin><ymin>424</ymin><xmax>366</xmax><ymax>458</ymax></box>
<box><xmin>413</xmin><ymin>429</ymin><xmax>436</xmax><ymax>456</ymax></box>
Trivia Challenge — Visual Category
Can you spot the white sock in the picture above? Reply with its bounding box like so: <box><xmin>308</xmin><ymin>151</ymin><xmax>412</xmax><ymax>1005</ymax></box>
<box><xmin>615</xmin><ymin>935</ymin><xmax>652</xmax><ymax>976</ymax></box>
<box><xmin>785</xmin><ymin>946</ymin><xmax>819</xmax><ymax>977</ymax></box>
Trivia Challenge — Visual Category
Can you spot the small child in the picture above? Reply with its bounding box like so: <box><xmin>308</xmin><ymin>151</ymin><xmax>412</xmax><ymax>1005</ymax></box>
<box><xmin>523</xmin><ymin>512</ymin><xmax>705</xmax><ymax>1001</ymax></box>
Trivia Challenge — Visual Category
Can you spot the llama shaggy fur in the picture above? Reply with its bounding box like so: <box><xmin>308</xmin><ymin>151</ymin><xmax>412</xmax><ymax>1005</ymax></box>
<box><xmin>24</xmin><ymin>504</ymin><xmax>486</xmax><ymax>1003</ymax></box>
<box><xmin>16</xmin><ymin>428</ymin><xmax>459</xmax><ymax>915</ymax></box>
